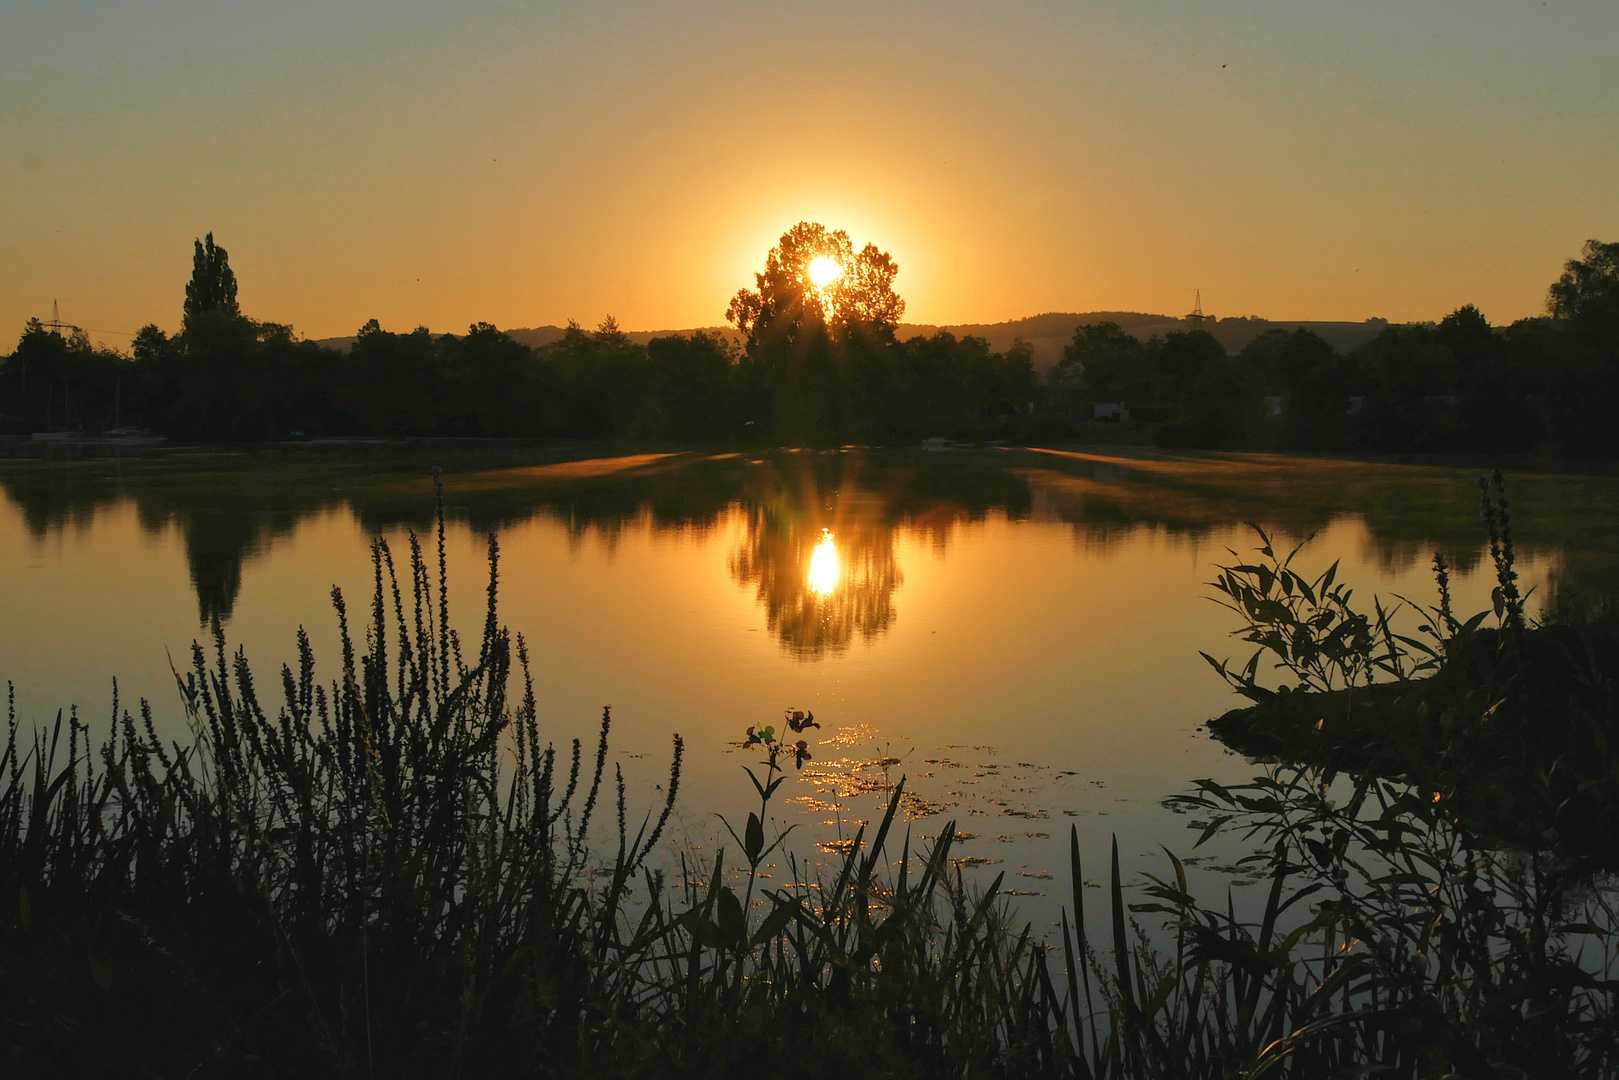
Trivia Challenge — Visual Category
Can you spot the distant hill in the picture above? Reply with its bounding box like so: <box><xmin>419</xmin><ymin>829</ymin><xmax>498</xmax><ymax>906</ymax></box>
<box><xmin>897</xmin><ymin>312</ymin><xmax>1392</xmax><ymax>370</ymax></box>
<box><xmin>313</xmin><ymin>312</ymin><xmax>1393</xmax><ymax>370</ymax></box>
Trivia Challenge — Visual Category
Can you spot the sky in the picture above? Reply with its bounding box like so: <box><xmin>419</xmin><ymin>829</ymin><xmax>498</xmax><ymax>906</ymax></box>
<box><xmin>2</xmin><ymin>0</ymin><xmax>1617</xmax><ymax>348</ymax></box>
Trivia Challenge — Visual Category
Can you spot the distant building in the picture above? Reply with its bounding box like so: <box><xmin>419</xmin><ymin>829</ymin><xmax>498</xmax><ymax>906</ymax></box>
<box><xmin>1264</xmin><ymin>395</ymin><xmax>1284</xmax><ymax>417</ymax></box>
<box><xmin>1093</xmin><ymin>402</ymin><xmax>1130</xmax><ymax>423</ymax></box>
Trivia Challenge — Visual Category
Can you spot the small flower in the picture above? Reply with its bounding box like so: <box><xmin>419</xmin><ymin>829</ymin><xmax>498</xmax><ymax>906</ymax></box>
<box><xmin>793</xmin><ymin>739</ymin><xmax>812</xmax><ymax>769</ymax></box>
<box><xmin>786</xmin><ymin>709</ymin><xmax>819</xmax><ymax>733</ymax></box>
<box><xmin>742</xmin><ymin>725</ymin><xmax>761</xmax><ymax>748</ymax></box>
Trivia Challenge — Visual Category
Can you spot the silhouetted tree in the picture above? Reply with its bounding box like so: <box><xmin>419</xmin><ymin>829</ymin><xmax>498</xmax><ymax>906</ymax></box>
<box><xmin>343</xmin><ymin>320</ymin><xmax>448</xmax><ymax>435</ymax></box>
<box><xmin>183</xmin><ymin>233</ymin><xmax>241</xmax><ymax>333</ymax></box>
<box><xmin>1540</xmin><ymin>239</ymin><xmax>1619</xmax><ymax>457</ymax></box>
<box><xmin>1158</xmin><ymin>330</ymin><xmax>1226</xmax><ymax>390</ymax></box>
<box><xmin>1160</xmin><ymin>355</ymin><xmax>1266</xmax><ymax>448</ymax></box>
<box><xmin>1285</xmin><ymin>355</ymin><xmax>1356</xmax><ymax>450</ymax></box>
<box><xmin>727</xmin><ymin>222</ymin><xmax>907</xmax><ymax>443</ymax></box>
<box><xmin>645</xmin><ymin>330</ymin><xmax>742</xmax><ymax>439</ymax></box>
<box><xmin>547</xmin><ymin>318</ymin><xmax>651</xmax><ymax>437</ymax></box>
<box><xmin>1239</xmin><ymin>328</ymin><xmax>1334</xmax><ymax>395</ymax></box>
<box><xmin>34</xmin><ymin>230</ymin><xmax>1619</xmax><ymax>458</ymax></box>
<box><xmin>1347</xmin><ymin>325</ymin><xmax>1461</xmax><ymax>451</ymax></box>
<box><xmin>1</xmin><ymin>319</ymin><xmax>130</xmax><ymax>432</ymax></box>
<box><xmin>1055</xmin><ymin>322</ymin><xmax>1153</xmax><ymax>403</ymax></box>
<box><xmin>1549</xmin><ymin>239</ymin><xmax>1619</xmax><ymax>325</ymax></box>
<box><xmin>726</xmin><ymin>222</ymin><xmax>905</xmax><ymax>347</ymax></box>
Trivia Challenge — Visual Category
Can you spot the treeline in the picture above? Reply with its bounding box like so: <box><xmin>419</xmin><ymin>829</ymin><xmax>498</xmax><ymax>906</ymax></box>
<box><xmin>4</xmin><ymin>233</ymin><xmax>1617</xmax><ymax>455</ymax></box>
<box><xmin>0</xmin><ymin>314</ymin><xmax>1046</xmax><ymax>445</ymax></box>
<box><xmin>1049</xmin><ymin>239</ymin><xmax>1619</xmax><ymax>458</ymax></box>
<box><xmin>0</xmin><ymin>231</ymin><xmax>1040</xmax><ymax>444</ymax></box>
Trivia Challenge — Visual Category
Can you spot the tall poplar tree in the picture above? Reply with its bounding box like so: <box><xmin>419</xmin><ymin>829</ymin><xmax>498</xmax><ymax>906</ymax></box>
<box><xmin>182</xmin><ymin>232</ymin><xmax>240</xmax><ymax>333</ymax></box>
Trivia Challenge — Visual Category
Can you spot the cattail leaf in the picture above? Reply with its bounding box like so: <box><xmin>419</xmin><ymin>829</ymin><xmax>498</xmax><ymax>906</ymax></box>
<box><xmin>1109</xmin><ymin>836</ymin><xmax>1137</xmax><ymax>1017</ymax></box>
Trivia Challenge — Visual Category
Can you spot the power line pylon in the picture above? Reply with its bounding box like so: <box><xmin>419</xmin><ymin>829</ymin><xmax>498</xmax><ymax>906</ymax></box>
<box><xmin>42</xmin><ymin>300</ymin><xmax>80</xmax><ymax>337</ymax></box>
<box><xmin>1187</xmin><ymin>290</ymin><xmax>1209</xmax><ymax>330</ymax></box>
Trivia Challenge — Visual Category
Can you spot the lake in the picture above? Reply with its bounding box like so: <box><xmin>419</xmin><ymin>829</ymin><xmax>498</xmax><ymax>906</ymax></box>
<box><xmin>3</xmin><ymin>442</ymin><xmax>1616</xmax><ymax>929</ymax></box>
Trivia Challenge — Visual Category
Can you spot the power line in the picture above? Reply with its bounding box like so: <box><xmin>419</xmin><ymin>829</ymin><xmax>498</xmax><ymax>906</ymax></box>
<box><xmin>36</xmin><ymin>300</ymin><xmax>136</xmax><ymax>338</ymax></box>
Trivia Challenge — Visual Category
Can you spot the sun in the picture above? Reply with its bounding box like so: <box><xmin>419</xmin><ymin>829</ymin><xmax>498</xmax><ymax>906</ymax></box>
<box><xmin>807</xmin><ymin>256</ymin><xmax>842</xmax><ymax>289</ymax></box>
<box><xmin>808</xmin><ymin>530</ymin><xmax>840</xmax><ymax>596</ymax></box>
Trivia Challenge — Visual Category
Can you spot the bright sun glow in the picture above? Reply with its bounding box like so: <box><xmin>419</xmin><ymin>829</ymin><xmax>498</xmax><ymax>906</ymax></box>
<box><xmin>808</xmin><ymin>256</ymin><xmax>842</xmax><ymax>288</ymax></box>
<box><xmin>808</xmin><ymin>530</ymin><xmax>840</xmax><ymax>595</ymax></box>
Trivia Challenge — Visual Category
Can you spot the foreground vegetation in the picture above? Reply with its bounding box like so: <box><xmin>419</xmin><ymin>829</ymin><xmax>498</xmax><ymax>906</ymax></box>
<box><xmin>2</xmin><ymin>480</ymin><xmax>1616</xmax><ymax>1077</ymax></box>
<box><xmin>1207</xmin><ymin>472</ymin><xmax>1619</xmax><ymax>872</ymax></box>
<box><xmin>5</xmin><ymin>230</ymin><xmax>1619</xmax><ymax>456</ymax></box>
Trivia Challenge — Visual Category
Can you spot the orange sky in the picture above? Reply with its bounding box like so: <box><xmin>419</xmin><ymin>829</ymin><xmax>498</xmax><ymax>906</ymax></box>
<box><xmin>3</xmin><ymin>1</ymin><xmax>1616</xmax><ymax>349</ymax></box>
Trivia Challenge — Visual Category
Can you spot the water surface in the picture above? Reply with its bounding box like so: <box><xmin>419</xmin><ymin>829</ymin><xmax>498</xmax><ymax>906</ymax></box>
<box><xmin>3</xmin><ymin>444</ymin><xmax>1614</xmax><ymax>926</ymax></box>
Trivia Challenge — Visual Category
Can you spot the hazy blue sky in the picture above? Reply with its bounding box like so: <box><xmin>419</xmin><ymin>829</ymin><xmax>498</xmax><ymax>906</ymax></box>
<box><xmin>3</xmin><ymin>0</ymin><xmax>1616</xmax><ymax>344</ymax></box>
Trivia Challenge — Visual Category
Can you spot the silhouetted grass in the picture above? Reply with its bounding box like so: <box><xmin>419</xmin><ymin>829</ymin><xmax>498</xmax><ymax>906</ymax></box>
<box><xmin>2</xmin><ymin>475</ymin><xmax>1616</xmax><ymax>1077</ymax></box>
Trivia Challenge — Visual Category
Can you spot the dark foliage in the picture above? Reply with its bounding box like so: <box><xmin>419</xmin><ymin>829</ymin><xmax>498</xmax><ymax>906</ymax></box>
<box><xmin>1050</xmin><ymin>240</ymin><xmax>1619</xmax><ymax>457</ymax></box>
<box><xmin>6</xmin><ymin>233</ymin><xmax>1619</xmax><ymax>454</ymax></box>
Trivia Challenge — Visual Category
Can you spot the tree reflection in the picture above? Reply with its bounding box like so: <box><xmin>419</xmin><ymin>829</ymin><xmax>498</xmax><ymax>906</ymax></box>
<box><xmin>720</xmin><ymin>451</ymin><xmax>1040</xmax><ymax>655</ymax></box>
<box><xmin>0</xmin><ymin>460</ymin><xmax>310</xmax><ymax>623</ymax></box>
<box><xmin>1</xmin><ymin>445</ymin><xmax>1614</xmax><ymax>636</ymax></box>
<box><xmin>728</xmin><ymin>463</ymin><xmax>905</xmax><ymax>657</ymax></box>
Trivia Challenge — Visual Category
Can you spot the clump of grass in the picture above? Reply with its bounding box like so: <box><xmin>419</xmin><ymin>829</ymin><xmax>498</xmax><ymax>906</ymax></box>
<box><xmin>1171</xmin><ymin>470</ymin><xmax>1619</xmax><ymax>1076</ymax></box>
<box><xmin>0</xmin><ymin>477</ymin><xmax>692</xmax><ymax>1074</ymax></box>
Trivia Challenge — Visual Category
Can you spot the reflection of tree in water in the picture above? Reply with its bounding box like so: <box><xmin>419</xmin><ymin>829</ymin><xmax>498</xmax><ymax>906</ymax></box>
<box><xmin>170</xmin><ymin>499</ymin><xmax>299</xmax><ymax>624</ymax></box>
<box><xmin>2</xmin><ymin>445</ymin><xmax>1615</xmax><ymax>633</ymax></box>
<box><xmin>724</xmin><ymin>452</ymin><xmax>1038</xmax><ymax>656</ymax></box>
<box><xmin>729</xmin><ymin>494</ymin><xmax>902</xmax><ymax>658</ymax></box>
<box><xmin>1016</xmin><ymin>448</ymin><xmax>1619</xmax><ymax>601</ymax></box>
<box><xmin>0</xmin><ymin>459</ymin><xmax>329</xmax><ymax>624</ymax></box>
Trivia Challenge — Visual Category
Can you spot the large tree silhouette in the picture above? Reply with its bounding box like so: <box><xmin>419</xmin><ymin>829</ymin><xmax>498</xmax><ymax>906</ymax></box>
<box><xmin>726</xmin><ymin>222</ymin><xmax>904</xmax><ymax>348</ymax></box>
<box><xmin>726</xmin><ymin>222</ymin><xmax>906</xmax><ymax>443</ymax></box>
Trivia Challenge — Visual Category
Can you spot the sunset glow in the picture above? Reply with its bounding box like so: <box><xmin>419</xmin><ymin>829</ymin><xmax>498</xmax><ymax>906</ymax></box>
<box><xmin>4</xmin><ymin>3</ymin><xmax>1615</xmax><ymax>345</ymax></box>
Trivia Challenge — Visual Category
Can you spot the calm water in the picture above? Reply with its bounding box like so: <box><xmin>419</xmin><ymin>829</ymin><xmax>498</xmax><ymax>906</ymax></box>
<box><xmin>4</xmin><ymin>444</ymin><xmax>1617</xmax><ymax>926</ymax></box>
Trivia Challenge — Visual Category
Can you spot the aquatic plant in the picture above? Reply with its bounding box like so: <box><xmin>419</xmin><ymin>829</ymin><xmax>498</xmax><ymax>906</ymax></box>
<box><xmin>1173</xmin><ymin>470</ymin><xmax>1619</xmax><ymax>1074</ymax></box>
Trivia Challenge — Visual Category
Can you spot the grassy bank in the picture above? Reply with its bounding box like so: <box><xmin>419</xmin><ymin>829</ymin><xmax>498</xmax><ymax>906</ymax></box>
<box><xmin>2</xmin><ymin>480</ymin><xmax>1616</xmax><ymax>1077</ymax></box>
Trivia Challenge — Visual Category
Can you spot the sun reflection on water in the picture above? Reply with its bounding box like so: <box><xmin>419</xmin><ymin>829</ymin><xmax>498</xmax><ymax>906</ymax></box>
<box><xmin>808</xmin><ymin>530</ymin><xmax>840</xmax><ymax>595</ymax></box>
